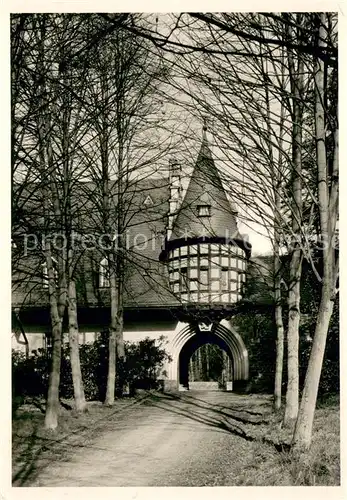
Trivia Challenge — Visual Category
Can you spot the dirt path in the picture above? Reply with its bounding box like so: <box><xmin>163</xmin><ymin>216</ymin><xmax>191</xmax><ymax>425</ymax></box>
<box><xmin>17</xmin><ymin>392</ymin><xmax>274</xmax><ymax>487</ymax></box>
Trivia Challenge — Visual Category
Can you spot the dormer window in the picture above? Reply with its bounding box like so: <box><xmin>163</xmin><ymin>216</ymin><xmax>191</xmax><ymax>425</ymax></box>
<box><xmin>144</xmin><ymin>195</ymin><xmax>154</xmax><ymax>207</ymax></box>
<box><xmin>197</xmin><ymin>204</ymin><xmax>211</xmax><ymax>217</ymax></box>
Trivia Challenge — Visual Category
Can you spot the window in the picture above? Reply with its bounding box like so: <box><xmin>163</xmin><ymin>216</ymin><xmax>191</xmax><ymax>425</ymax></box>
<box><xmin>237</xmin><ymin>273</ymin><xmax>244</xmax><ymax>292</ymax></box>
<box><xmin>99</xmin><ymin>258</ymin><xmax>110</xmax><ymax>288</ymax></box>
<box><xmin>180</xmin><ymin>268</ymin><xmax>189</xmax><ymax>289</ymax></box>
<box><xmin>230</xmin><ymin>270</ymin><xmax>237</xmax><ymax>282</ymax></box>
<box><xmin>210</xmin><ymin>244</ymin><xmax>220</xmax><ymax>254</ymax></box>
<box><xmin>42</xmin><ymin>258</ymin><xmax>58</xmax><ymax>288</ymax></box>
<box><xmin>200</xmin><ymin>270</ymin><xmax>209</xmax><ymax>289</ymax></box>
<box><xmin>197</xmin><ymin>205</ymin><xmax>211</xmax><ymax>217</ymax></box>
<box><xmin>230</xmin><ymin>258</ymin><xmax>237</xmax><ymax>268</ymax></box>
<box><xmin>180</xmin><ymin>246</ymin><xmax>188</xmax><ymax>256</ymax></box>
<box><xmin>211</xmin><ymin>280</ymin><xmax>219</xmax><ymax>291</ymax></box>
<box><xmin>180</xmin><ymin>257</ymin><xmax>188</xmax><ymax>268</ymax></box>
<box><xmin>221</xmin><ymin>256</ymin><xmax>229</xmax><ymax>267</ymax></box>
<box><xmin>190</xmin><ymin>268</ymin><xmax>198</xmax><ymax>279</ymax></box>
<box><xmin>211</xmin><ymin>255</ymin><xmax>219</xmax><ymax>265</ymax></box>
<box><xmin>199</xmin><ymin>243</ymin><xmax>209</xmax><ymax>254</ymax></box>
<box><xmin>190</xmin><ymin>281</ymin><xmax>198</xmax><ymax>291</ymax></box>
<box><xmin>190</xmin><ymin>257</ymin><xmax>199</xmax><ymax>267</ymax></box>
<box><xmin>172</xmin><ymin>259</ymin><xmax>180</xmax><ymax>269</ymax></box>
<box><xmin>143</xmin><ymin>195</ymin><xmax>154</xmax><ymax>206</ymax></box>
<box><xmin>221</xmin><ymin>269</ymin><xmax>229</xmax><ymax>290</ymax></box>
<box><xmin>211</xmin><ymin>267</ymin><xmax>220</xmax><ymax>278</ymax></box>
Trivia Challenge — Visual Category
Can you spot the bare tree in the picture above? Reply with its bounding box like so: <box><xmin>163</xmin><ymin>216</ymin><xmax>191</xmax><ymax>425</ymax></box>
<box><xmin>11</xmin><ymin>14</ymin><xmax>93</xmax><ymax>424</ymax></box>
<box><xmin>283</xmin><ymin>14</ymin><xmax>305</xmax><ymax>425</ymax></box>
<box><xmin>292</xmin><ymin>12</ymin><xmax>338</xmax><ymax>450</ymax></box>
<box><xmin>75</xmin><ymin>16</ymin><xmax>176</xmax><ymax>404</ymax></box>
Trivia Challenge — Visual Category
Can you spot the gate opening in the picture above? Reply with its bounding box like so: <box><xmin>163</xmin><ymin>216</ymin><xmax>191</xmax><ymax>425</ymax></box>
<box><xmin>178</xmin><ymin>332</ymin><xmax>233</xmax><ymax>391</ymax></box>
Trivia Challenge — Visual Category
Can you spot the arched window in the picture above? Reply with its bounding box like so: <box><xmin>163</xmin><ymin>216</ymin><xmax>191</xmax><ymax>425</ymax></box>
<box><xmin>99</xmin><ymin>257</ymin><xmax>110</xmax><ymax>288</ymax></box>
<box><xmin>42</xmin><ymin>257</ymin><xmax>58</xmax><ymax>288</ymax></box>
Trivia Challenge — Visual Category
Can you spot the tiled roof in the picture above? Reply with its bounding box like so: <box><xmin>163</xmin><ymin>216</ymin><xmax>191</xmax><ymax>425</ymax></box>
<box><xmin>170</xmin><ymin>133</ymin><xmax>240</xmax><ymax>241</ymax></box>
<box><xmin>12</xmin><ymin>177</ymin><xmax>180</xmax><ymax>310</ymax></box>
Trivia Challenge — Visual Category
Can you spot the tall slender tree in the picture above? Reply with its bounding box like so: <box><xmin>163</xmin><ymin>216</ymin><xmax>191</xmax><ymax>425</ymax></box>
<box><xmin>292</xmin><ymin>12</ymin><xmax>338</xmax><ymax>450</ymax></box>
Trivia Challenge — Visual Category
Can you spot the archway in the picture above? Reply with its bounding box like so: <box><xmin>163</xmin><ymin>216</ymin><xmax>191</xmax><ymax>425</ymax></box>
<box><xmin>168</xmin><ymin>320</ymin><xmax>248</xmax><ymax>391</ymax></box>
<box><xmin>179</xmin><ymin>334</ymin><xmax>233</xmax><ymax>389</ymax></box>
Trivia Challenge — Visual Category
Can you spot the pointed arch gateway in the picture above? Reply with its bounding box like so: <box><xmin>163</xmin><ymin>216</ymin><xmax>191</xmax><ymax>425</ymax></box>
<box><xmin>166</xmin><ymin>320</ymin><xmax>249</xmax><ymax>390</ymax></box>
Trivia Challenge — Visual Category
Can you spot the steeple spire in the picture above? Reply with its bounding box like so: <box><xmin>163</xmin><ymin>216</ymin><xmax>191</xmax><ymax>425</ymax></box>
<box><xmin>168</xmin><ymin>128</ymin><xmax>239</xmax><ymax>241</ymax></box>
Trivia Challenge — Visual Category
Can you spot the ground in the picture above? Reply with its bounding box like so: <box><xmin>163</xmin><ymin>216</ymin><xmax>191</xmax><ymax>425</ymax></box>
<box><xmin>12</xmin><ymin>391</ymin><xmax>340</xmax><ymax>487</ymax></box>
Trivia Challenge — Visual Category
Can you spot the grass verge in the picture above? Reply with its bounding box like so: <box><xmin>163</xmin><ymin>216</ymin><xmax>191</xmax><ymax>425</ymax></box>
<box><xmin>219</xmin><ymin>394</ymin><xmax>340</xmax><ymax>486</ymax></box>
<box><xmin>12</xmin><ymin>394</ymin><xmax>147</xmax><ymax>486</ymax></box>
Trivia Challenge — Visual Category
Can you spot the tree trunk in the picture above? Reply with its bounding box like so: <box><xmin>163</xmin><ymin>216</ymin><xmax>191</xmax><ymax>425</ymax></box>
<box><xmin>222</xmin><ymin>350</ymin><xmax>227</xmax><ymax>389</ymax></box>
<box><xmin>44</xmin><ymin>246</ymin><xmax>64</xmax><ymax>430</ymax></box>
<box><xmin>105</xmin><ymin>327</ymin><xmax>117</xmax><ymax>404</ymax></box>
<box><xmin>198</xmin><ymin>348</ymin><xmax>202</xmax><ymax>380</ymax></box>
<box><xmin>274</xmin><ymin>300</ymin><xmax>284</xmax><ymax>410</ymax></box>
<box><xmin>274</xmin><ymin>185</ymin><xmax>285</xmax><ymax>411</ymax></box>
<box><xmin>44</xmin><ymin>326</ymin><xmax>62</xmax><ymax>429</ymax></box>
<box><xmin>284</xmin><ymin>16</ymin><xmax>304</xmax><ymax>425</ymax></box>
<box><xmin>292</xmin><ymin>285</ymin><xmax>334</xmax><ymax>449</ymax></box>
<box><xmin>105</xmin><ymin>266</ymin><xmax>118</xmax><ymax>405</ymax></box>
<box><xmin>292</xmin><ymin>13</ymin><xmax>338</xmax><ymax>450</ymax></box>
<box><xmin>284</xmin><ymin>251</ymin><xmax>302</xmax><ymax>424</ymax></box>
<box><xmin>36</xmin><ymin>18</ymin><xmax>66</xmax><ymax>430</ymax></box>
<box><xmin>272</xmin><ymin>45</ymin><xmax>286</xmax><ymax>411</ymax></box>
<box><xmin>68</xmin><ymin>280</ymin><xmax>86</xmax><ymax>412</ymax></box>
<box><xmin>116</xmin><ymin>307</ymin><xmax>125</xmax><ymax>394</ymax></box>
<box><xmin>115</xmin><ymin>241</ymin><xmax>125</xmax><ymax>380</ymax></box>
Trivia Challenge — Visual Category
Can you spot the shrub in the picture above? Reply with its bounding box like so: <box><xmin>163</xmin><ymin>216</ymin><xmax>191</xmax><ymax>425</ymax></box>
<box><xmin>12</xmin><ymin>334</ymin><xmax>172</xmax><ymax>402</ymax></box>
<box><xmin>12</xmin><ymin>348</ymin><xmax>50</xmax><ymax>398</ymax></box>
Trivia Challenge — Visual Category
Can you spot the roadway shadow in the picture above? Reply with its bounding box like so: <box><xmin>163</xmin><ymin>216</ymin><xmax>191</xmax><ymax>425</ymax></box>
<box><xmin>12</xmin><ymin>398</ymin><xmax>140</xmax><ymax>486</ymax></box>
<box><xmin>147</xmin><ymin>392</ymin><xmax>290</xmax><ymax>452</ymax></box>
<box><xmin>155</xmin><ymin>391</ymin><xmax>271</xmax><ymax>424</ymax></box>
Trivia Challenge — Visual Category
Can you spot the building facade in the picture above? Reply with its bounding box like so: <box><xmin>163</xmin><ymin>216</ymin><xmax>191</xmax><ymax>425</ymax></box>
<box><xmin>12</xmin><ymin>130</ymin><xmax>252</xmax><ymax>391</ymax></box>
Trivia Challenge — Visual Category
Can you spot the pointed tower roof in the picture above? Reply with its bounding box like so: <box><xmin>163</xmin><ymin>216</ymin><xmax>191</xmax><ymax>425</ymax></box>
<box><xmin>170</xmin><ymin>129</ymin><xmax>239</xmax><ymax>241</ymax></box>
